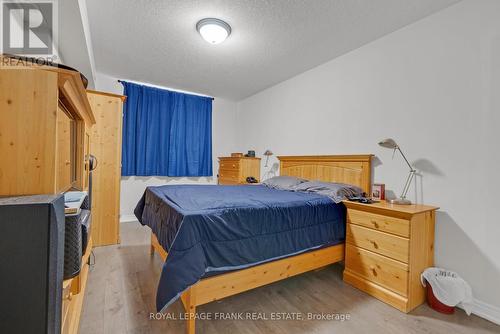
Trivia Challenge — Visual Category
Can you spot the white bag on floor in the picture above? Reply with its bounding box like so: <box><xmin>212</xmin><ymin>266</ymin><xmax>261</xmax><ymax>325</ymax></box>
<box><xmin>421</xmin><ymin>267</ymin><xmax>474</xmax><ymax>315</ymax></box>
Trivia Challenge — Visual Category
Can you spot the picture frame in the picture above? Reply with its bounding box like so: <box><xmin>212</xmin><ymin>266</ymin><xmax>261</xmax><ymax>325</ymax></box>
<box><xmin>372</xmin><ymin>183</ymin><xmax>385</xmax><ymax>201</ymax></box>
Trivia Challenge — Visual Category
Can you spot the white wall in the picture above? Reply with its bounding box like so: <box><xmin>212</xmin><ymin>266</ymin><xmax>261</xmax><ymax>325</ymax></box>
<box><xmin>58</xmin><ymin>0</ymin><xmax>96</xmax><ymax>87</ymax></box>
<box><xmin>236</xmin><ymin>0</ymin><xmax>500</xmax><ymax>318</ymax></box>
<box><xmin>94</xmin><ymin>73</ymin><xmax>238</xmax><ymax>220</ymax></box>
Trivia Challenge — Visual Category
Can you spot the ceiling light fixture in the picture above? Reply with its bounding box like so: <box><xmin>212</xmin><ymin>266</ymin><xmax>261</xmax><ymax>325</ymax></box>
<box><xmin>196</xmin><ymin>18</ymin><xmax>231</xmax><ymax>44</ymax></box>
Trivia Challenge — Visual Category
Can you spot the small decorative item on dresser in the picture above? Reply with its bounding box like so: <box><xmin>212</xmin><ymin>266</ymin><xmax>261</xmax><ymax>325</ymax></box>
<box><xmin>245</xmin><ymin>150</ymin><xmax>256</xmax><ymax>157</ymax></box>
<box><xmin>372</xmin><ymin>183</ymin><xmax>385</xmax><ymax>200</ymax></box>
<box><xmin>231</xmin><ymin>152</ymin><xmax>244</xmax><ymax>157</ymax></box>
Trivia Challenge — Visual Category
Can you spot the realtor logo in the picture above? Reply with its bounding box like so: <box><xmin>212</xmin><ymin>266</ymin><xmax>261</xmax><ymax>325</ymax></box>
<box><xmin>1</xmin><ymin>0</ymin><xmax>57</xmax><ymax>55</ymax></box>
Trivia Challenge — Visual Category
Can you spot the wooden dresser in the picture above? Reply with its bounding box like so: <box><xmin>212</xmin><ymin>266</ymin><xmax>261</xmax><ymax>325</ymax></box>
<box><xmin>343</xmin><ymin>200</ymin><xmax>439</xmax><ymax>312</ymax></box>
<box><xmin>218</xmin><ymin>156</ymin><xmax>261</xmax><ymax>185</ymax></box>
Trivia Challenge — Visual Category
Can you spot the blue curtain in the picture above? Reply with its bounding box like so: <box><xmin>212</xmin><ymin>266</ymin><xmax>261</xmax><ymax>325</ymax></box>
<box><xmin>121</xmin><ymin>81</ymin><xmax>213</xmax><ymax>177</ymax></box>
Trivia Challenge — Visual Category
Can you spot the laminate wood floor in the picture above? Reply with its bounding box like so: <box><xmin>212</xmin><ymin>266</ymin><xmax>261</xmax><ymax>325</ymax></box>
<box><xmin>80</xmin><ymin>222</ymin><xmax>499</xmax><ymax>334</ymax></box>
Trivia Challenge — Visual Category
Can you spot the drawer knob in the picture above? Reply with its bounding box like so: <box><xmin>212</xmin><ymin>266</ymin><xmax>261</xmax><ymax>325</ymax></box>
<box><xmin>65</xmin><ymin>292</ymin><xmax>73</xmax><ymax>301</ymax></box>
<box><xmin>370</xmin><ymin>266</ymin><xmax>378</xmax><ymax>276</ymax></box>
<box><xmin>370</xmin><ymin>240</ymin><xmax>379</xmax><ymax>249</ymax></box>
<box><xmin>371</xmin><ymin>220</ymin><xmax>379</xmax><ymax>228</ymax></box>
<box><xmin>232</xmin><ymin>164</ymin><xmax>236</xmax><ymax>167</ymax></box>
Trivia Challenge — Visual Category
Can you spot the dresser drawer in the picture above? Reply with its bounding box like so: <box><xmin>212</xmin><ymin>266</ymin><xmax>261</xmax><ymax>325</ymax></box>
<box><xmin>219</xmin><ymin>169</ymin><xmax>240</xmax><ymax>182</ymax></box>
<box><xmin>347</xmin><ymin>209</ymin><xmax>410</xmax><ymax>237</ymax></box>
<box><xmin>346</xmin><ymin>223</ymin><xmax>409</xmax><ymax>263</ymax></box>
<box><xmin>219</xmin><ymin>160</ymin><xmax>240</xmax><ymax>170</ymax></box>
<box><xmin>345</xmin><ymin>244</ymin><xmax>408</xmax><ymax>296</ymax></box>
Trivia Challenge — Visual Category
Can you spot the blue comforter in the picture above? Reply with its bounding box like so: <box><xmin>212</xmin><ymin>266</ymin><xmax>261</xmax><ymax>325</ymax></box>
<box><xmin>134</xmin><ymin>185</ymin><xmax>345</xmax><ymax>312</ymax></box>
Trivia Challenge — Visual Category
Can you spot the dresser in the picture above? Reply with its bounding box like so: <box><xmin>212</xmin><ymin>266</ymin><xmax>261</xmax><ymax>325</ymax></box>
<box><xmin>218</xmin><ymin>157</ymin><xmax>261</xmax><ymax>185</ymax></box>
<box><xmin>343</xmin><ymin>200</ymin><xmax>439</xmax><ymax>312</ymax></box>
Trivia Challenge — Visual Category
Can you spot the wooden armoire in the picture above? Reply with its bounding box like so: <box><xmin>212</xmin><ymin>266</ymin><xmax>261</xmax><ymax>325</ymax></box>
<box><xmin>87</xmin><ymin>90</ymin><xmax>125</xmax><ymax>247</ymax></box>
<box><xmin>0</xmin><ymin>56</ymin><xmax>96</xmax><ymax>334</ymax></box>
<box><xmin>0</xmin><ymin>59</ymin><xmax>95</xmax><ymax>196</ymax></box>
<box><xmin>0</xmin><ymin>55</ymin><xmax>125</xmax><ymax>333</ymax></box>
<box><xmin>0</xmin><ymin>60</ymin><xmax>124</xmax><ymax>247</ymax></box>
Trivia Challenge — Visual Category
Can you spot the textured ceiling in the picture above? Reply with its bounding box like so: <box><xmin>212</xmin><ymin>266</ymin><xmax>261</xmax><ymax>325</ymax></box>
<box><xmin>87</xmin><ymin>0</ymin><xmax>460</xmax><ymax>100</ymax></box>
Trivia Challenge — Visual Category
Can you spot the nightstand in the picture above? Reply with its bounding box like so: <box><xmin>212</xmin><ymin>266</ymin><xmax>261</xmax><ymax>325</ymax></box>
<box><xmin>218</xmin><ymin>157</ymin><xmax>261</xmax><ymax>185</ymax></box>
<box><xmin>342</xmin><ymin>200</ymin><xmax>439</xmax><ymax>312</ymax></box>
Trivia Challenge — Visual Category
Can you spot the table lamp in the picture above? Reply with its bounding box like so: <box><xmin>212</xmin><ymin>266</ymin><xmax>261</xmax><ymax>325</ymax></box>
<box><xmin>378</xmin><ymin>138</ymin><xmax>416</xmax><ymax>205</ymax></box>
<box><xmin>263</xmin><ymin>150</ymin><xmax>273</xmax><ymax>167</ymax></box>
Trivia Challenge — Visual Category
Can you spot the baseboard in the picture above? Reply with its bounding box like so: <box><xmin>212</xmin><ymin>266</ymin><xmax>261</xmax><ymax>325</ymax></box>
<box><xmin>458</xmin><ymin>299</ymin><xmax>500</xmax><ymax>325</ymax></box>
<box><xmin>472</xmin><ymin>299</ymin><xmax>500</xmax><ymax>325</ymax></box>
<box><xmin>120</xmin><ymin>214</ymin><xmax>138</xmax><ymax>223</ymax></box>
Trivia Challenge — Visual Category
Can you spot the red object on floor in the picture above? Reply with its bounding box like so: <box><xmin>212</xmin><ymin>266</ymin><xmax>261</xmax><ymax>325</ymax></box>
<box><xmin>426</xmin><ymin>283</ymin><xmax>455</xmax><ymax>314</ymax></box>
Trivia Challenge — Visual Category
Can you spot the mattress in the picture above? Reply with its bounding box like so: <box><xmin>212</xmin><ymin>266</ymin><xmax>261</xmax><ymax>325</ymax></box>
<box><xmin>134</xmin><ymin>184</ymin><xmax>346</xmax><ymax>312</ymax></box>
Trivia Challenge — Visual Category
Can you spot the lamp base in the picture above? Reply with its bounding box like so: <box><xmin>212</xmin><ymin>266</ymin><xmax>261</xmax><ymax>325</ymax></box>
<box><xmin>389</xmin><ymin>198</ymin><xmax>412</xmax><ymax>205</ymax></box>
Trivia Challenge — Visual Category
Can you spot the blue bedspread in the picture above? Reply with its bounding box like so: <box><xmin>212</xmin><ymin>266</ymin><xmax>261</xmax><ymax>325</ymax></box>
<box><xmin>134</xmin><ymin>185</ymin><xmax>346</xmax><ymax>312</ymax></box>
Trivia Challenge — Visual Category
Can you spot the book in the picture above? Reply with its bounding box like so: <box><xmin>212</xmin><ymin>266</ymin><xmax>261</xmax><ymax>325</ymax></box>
<box><xmin>64</xmin><ymin>191</ymin><xmax>87</xmax><ymax>216</ymax></box>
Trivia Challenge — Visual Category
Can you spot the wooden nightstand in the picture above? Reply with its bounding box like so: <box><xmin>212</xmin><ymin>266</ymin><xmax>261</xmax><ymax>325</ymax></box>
<box><xmin>218</xmin><ymin>156</ymin><xmax>261</xmax><ymax>185</ymax></box>
<box><xmin>342</xmin><ymin>200</ymin><xmax>439</xmax><ymax>312</ymax></box>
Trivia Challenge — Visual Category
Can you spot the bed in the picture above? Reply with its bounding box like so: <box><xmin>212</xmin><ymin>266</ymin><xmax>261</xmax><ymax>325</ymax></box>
<box><xmin>135</xmin><ymin>155</ymin><xmax>372</xmax><ymax>334</ymax></box>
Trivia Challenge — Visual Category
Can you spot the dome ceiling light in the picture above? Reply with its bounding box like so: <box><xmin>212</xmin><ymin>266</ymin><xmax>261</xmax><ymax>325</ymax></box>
<box><xmin>196</xmin><ymin>18</ymin><xmax>231</xmax><ymax>44</ymax></box>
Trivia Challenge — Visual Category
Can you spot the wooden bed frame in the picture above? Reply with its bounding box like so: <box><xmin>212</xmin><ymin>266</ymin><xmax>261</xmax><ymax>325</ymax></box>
<box><xmin>150</xmin><ymin>155</ymin><xmax>373</xmax><ymax>334</ymax></box>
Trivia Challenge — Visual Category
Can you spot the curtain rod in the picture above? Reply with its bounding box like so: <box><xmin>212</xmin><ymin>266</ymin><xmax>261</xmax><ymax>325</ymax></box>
<box><xmin>117</xmin><ymin>80</ymin><xmax>215</xmax><ymax>100</ymax></box>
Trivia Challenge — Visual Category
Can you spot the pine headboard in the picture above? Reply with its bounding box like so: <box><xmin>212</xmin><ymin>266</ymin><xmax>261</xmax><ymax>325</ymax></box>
<box><xmin>278</xmin><ymin>155</ymin><xmax>373</xmax><ymax>195</ymax></box>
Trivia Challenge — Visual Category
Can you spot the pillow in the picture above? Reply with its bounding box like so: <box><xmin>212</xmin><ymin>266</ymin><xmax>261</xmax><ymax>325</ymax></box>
<box><xmin>293</xmin><ymin>181</ymin><xmax>363</xmax><ymax>203</ymax></box>
<box><xmin>262</xmin><ymin>176</ymin><xmax>308</xmax><ymax>190</ymax></box>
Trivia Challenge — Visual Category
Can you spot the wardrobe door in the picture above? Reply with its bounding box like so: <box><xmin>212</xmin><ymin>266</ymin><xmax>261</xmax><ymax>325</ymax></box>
<box><xmin>0</xmin><ymin>69</ymin><xmax>58</xmax><ymax>196</ymax></box>
<box><xmin>56</xmin><ymin>106</ymin><xmax>73</xmax><ymax>193</ymax></box>
<box><xmin>87</xmin><ymin>91</ymin><xmax>124</xmax><ymax>246</ymax></box>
